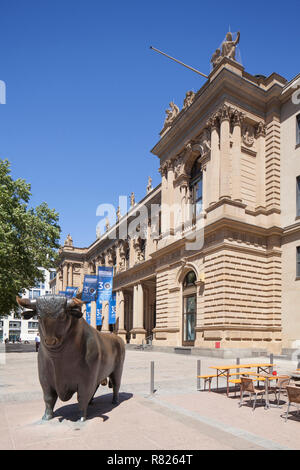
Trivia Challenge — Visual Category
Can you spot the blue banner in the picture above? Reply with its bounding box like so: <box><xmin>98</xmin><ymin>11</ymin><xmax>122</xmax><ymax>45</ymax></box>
<box><xmin>82</xmin><ymin>275</ymin><xmax>98</xmax><ymax>302</ymax></box>
<box><xmin>97</xmin><ymin>267</ymin><xmax>113</xmax><ymax>302</ymax></box>
<box><xmin>109</xmin><ymin>293</ymin><xmax>116</xmax><ymax>324</ymax></box>
<box><xmin>65</xmin><ymin>286</ymin><xmax>78</xmax><ymax>298</ymax></box>
<box><xmin>85</xmin><ymin>302</ymin><xmax>91</xmax><ymax>324</ymax></box>
<box><xmin>96</xmin><ymin>297</ymin><xmax>102</xmax><ymax>326</ymax></box>
<box><xmin>59</xmin><ymin>291</ymin><xmax>66</xmax><ymax>296</ymax></box>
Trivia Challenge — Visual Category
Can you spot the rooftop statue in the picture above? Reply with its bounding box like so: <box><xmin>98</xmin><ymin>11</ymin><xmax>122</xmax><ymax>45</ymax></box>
<box><xmin>211</xmin><ymin>31</ymin><xmax>241</xmax><ymax>68</ymax></box>
<box><xmin>130</xmin><ymin>192</ymin><xmax>135</xmax><ymax>207</ymax></box>
<box><xmin>163</xmin><ymin>101</ymin><xmax>180</xmax><ymax>129</ymax></box>
<box><xmin>147</xmin><ymin>176</ymin><xmax>153</xmax><ymax>194</ymax></box>
<box><xmin>211</xmin><ymin>48</ymin><xmax>222</xmax><ymax>68</ymax></box>
<box><xmin>183</xmin><ymin>90</ymin><xmax>196</xmax><ymax>110</ymax></box>
<box><xmin>64</xmin><ymin>233</ymin><xmax>73</xmax><ymax>247</ymax></box>
<box><xmin>116</xmin><ymin>206</ymin><xmax>121</xmax><ymax>221</ymax></box>
<box><xmin>222</xmin><ymin>31</ymin><xmax>240</xmax><ymax>60</ymax></box>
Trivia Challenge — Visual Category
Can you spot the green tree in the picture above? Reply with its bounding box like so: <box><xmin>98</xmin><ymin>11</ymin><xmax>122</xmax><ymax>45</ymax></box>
<box><xmin>0</xmin><ymin>160</ymin><xmax>61</xmax><ymax>316</ymax></box>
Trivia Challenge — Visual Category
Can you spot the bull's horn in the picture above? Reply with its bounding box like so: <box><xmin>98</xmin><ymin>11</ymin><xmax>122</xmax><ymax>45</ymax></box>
<box><xmin>16</xmin><ymin>297</ymin><xmax>37</xmax><ymax>309</ymax></box>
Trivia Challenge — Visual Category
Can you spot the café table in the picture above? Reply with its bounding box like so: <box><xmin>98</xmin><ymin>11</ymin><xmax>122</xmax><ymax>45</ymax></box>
<box><xmin>209</xmin><ymin>363</ymin><xmax>276</xmax><ymax>397</ymax></box>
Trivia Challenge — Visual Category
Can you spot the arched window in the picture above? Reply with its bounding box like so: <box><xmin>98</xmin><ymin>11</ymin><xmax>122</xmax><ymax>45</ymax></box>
<box><xmin>182</xmin><ymin>270</ymin><xmax>197</xmax><ymax>346</ymax></box>
<box><xmin>190</xmin><ymin>157</ymin><xmax>203</xmax><ymax>219</ymax></box>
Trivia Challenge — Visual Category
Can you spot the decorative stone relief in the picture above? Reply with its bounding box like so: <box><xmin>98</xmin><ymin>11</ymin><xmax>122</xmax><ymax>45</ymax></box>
<box><xmin>255</xmin><ymin>121</ymin><xmax>266</xmax><ymax>138</ymax></box>
<box><xmin>242</xmin><ymin>124</ymin><xmax>255</xmax><ymax>147</ymax></box>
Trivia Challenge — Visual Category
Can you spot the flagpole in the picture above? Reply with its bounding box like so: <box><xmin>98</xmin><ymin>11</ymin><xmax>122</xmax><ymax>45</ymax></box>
<box><xmin>150</xmin><ymin>46</ymin><xmax>208</xmax><ymax>79</ymax></box>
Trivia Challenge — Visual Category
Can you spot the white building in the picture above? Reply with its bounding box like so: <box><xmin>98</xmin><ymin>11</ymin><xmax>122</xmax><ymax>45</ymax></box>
<box><xmin>0</xmin><ymin>267</ymin><xmax>56</xmax><ymax>343</ymax></box>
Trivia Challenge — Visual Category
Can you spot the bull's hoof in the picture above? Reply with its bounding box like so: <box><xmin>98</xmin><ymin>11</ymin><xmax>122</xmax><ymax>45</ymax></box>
<box><xmin>42</xmin><ymin>412</ymin><xmax>54</xmax><ymax>421</ymax></box>
<box><xmin>112</xmin><ymin>398</ymin><xmax>119</xmax><ymax>405</ymax></box>
<box><xmin>79</xmin><ymin>416</ymin><xmax>86</xmax><ymax>422</ymax></box>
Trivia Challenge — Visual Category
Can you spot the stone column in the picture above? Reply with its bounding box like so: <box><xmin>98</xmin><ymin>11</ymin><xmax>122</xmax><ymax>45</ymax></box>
<box><xmin>207</xmin><ymin>114</ymin><xmax>220</xmax><ymax>205</ymax></box>
<box><xmin>130</xmin><ymin>283</ymin><xmax>146</xmax><ymax>344</ymax></box>
<box><xmin>219</xmin><ymin>105</ymin><xmax>231</xmax><ymax>199</ymax></box>
<box><xmin>63</xmin><ymin>264</ymin><xmax>68</xmax><ymax>290</ymax></box>
<box><xmin>116</xmin><ymin>290</ymin><xmax>127</xmax><ymax>342</ymax></box>
<box><xmin>90</xmin><ymin>301</ymin><xmax>96</xmax><ymax>329</ymax></box>
<box><xmin>167</xmin><ymin>162</ymin><xmax>175</xmax><ymax>233</ymax></box>
<box><xmin>129</xmin><ymin>238</ymin><xmax>135</xmax><ymax>267</ymax></box>
<box><xmin>255</xmin><ymin>121</ymin><xmax>266</xmax><ymax>208</ymax></box>
<box><xmin>159</xmin><ymin>162</ymin><xmax>169</xmax><ymax>235</ymax></box>
<box><xmin>231</xmin><ymin>110</ymin><xmax>244</xmax><ymax>201</ymax></box>
<box><xmin>101</xmin><ymin>301</ymin><xmax>110</xmax><ymax>333</ymax></box>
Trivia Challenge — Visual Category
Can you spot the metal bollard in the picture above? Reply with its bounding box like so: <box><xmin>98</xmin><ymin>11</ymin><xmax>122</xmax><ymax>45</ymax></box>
<box><xmin>236</xmin><ymin>357</ymin><xmax>240</xmax><ymax>379</ymax></box>
<box><xmin>197</xmin><ymin>360</ymin><xmax>201</xmax><ymax>391</ymax></box>
<box><xmin>270</xmin><ymin>353</ymin><xmax>274</xmax><ymax>374</ymax></box>
<box><xmin>150</xmin><ymin>361</ymin><xmax>155</xmax><ymax>395</ymax></box>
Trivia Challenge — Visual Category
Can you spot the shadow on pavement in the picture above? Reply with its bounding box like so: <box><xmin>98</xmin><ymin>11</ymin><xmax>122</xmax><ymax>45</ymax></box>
<box><xmin>54</xmin><ymin>392</ymin><xmax>133</xmax><ymax>423</ymax></box>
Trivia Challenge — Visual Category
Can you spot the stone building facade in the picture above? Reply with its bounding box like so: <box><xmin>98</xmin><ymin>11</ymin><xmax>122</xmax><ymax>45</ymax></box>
<box><xmin>52</xmin><ymin>51</ymin><xmax>300</xmax><ymax>354</ymax></box>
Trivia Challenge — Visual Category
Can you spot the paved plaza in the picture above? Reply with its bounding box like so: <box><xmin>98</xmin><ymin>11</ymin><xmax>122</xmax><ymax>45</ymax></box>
<box><xmin>0</xmin><ymin>347</ymin><xmax>300</xmax><ymax>450</ymax></box>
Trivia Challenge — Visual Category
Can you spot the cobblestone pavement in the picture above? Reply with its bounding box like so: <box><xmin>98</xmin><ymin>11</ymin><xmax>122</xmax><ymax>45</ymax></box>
<box><xmin>0</xmin><ymin>348</ymin><xmax>299</xmax><ymax>450</ymax></box>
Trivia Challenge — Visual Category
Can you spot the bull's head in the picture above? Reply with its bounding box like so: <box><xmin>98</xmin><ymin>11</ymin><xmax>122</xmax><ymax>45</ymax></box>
<box><xmin>17</xmin><ymin>295</ymin><xmax>83</xmax><ymax>347</ymax></box>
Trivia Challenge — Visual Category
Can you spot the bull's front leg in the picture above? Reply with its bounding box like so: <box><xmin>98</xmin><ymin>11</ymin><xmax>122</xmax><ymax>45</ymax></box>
<box><xmin>77</xmin><ymin>386</ymin><xmax>94</xmax><ymax>422</ymax></box>
<box><xmin>42</xmin><ymin>388</ymin><xmax>58</xmax><ymax>420</ymax></box>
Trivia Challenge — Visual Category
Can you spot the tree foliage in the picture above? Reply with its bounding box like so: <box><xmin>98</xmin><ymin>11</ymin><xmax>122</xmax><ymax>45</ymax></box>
<box><xmin>0</xmin><ymin>160</ymin><xmax>61</xmax><ymax>316</ymax></box>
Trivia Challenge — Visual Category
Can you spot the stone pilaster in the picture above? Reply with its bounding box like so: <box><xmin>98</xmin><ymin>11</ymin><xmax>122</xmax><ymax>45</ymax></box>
<box><xmin>255</xmin><ymin>121</ymin><xmax>266</xmax><ymax>208</ymax></box>
<box><xmin>116</xmin><ymin>290</ymin><xmax>127</xmax><ymax>342</ymax></box>
<box><xmin>219</xmin><ymin>104</ymin><xmax>231</xmax><ymax>199</ymax></box>
<box><xmin>231</xmin><ymin>110</ymin><xmax>244</xmax><ymax>201</ymax></box>
<box><xmin>90</xmin><ymin>301</ymin><xmax>96</xmax><ymax>329</ymax></box>
<box><xmin>206</xmin><ymin>113</ymin><xmax>220</xmax><ymax>205</ymax></box>
<box><xmin>130</xmin><ymin>283</ymin><xmax>146</xmax><ymax>343</ymax></box>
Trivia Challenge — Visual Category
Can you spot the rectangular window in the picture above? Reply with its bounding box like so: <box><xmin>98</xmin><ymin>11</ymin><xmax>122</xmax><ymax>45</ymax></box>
<box><xmin>297</xmin><ymin>114</ymin><xmax>300</xmax><ymax>146</ymax></box>
<box><xmin>9</xmin><ymin>321</ymin><xmax>21</xmax><ymax>329</ymax></box>
<box><xmin>31</xmin><ymin>290</ymin><xmax>40</xmax><ymax>299</ymax></box>
<box><xmin>297</xmin><ymin>177</ymin><xmax>300</xmax><ymax>217</ymax></box>
<box><xmin>297</xmin><ymin>247</ymin><xmax>300</xmax><ymax>277</ymax></box>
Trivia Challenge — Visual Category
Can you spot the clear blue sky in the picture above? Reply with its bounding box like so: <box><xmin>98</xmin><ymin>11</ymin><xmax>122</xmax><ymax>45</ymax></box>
<box><xmin>0</xmin><ymin>0</ymin><xmax>299</xmax><ymax>247</ymax></box>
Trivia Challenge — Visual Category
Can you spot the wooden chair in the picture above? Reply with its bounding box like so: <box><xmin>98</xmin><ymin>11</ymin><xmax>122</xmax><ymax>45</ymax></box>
<box><xmin>285</xmin><ymin>386</ymin><xmax>300</xmax><ymax>422</ymax></box>
<box><xmin>271</xmin><ymin>376</ymin><xmax>291</xmax><ymax>406</ymax></box>
<box><xmin>239</xmin><ymin>376</ymin><xmax>265</xmax><ymax>411</ymax></box>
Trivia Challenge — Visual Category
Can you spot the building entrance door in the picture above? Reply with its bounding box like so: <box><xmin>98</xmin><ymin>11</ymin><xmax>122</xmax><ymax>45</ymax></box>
<box><xmin>9</xmin><ymin>330</ymin><xmax>20</xmax><ymax>343</ymax></box>
<box><xmin>183</xmin><ymin>294</ymin><xmax>196</xmax><ymax>346</ymax></box>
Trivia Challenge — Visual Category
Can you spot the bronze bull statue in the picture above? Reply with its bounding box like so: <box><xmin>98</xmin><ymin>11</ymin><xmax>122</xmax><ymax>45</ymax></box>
<box><xmin>17</xmin><ymin>294</ymin><xmax>125</xmax><ymax>422</ymax></box>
